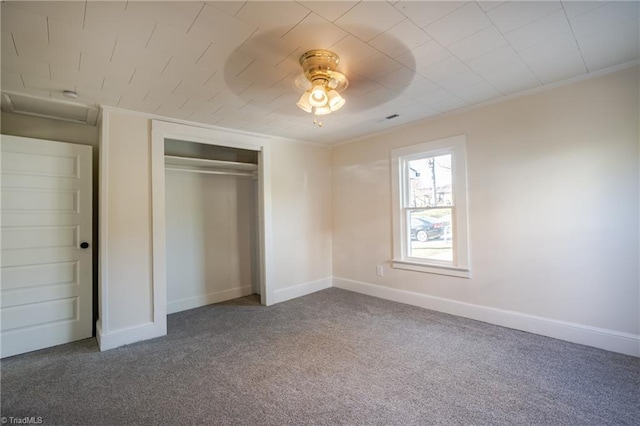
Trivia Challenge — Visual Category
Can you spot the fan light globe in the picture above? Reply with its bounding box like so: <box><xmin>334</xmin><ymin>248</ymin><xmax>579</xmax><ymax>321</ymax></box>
<box><xmin>314</xmin><ymin>105</ymin><xmax>331</xmax><ymax>115</ymax></box>
<box><xmin>328</xmin><ymin>90</ymin><xmax>345</xmax><ymax>111</ymax></box>
<box><xmin>297</xmin><ymin>92</ymin><xmax>312</xmax><ymax>113</ymax></box>
<box><xmin>309</xmin><ymin>85</ymin><xmax>328</xmax><ymax>107</ymax></box>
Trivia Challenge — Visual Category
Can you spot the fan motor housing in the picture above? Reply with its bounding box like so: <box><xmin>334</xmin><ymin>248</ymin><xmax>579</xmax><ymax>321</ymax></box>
<box><xmin>298</xmin><ymin>49</ymin><xmax>348</xmax><ymax>91</ymax></box>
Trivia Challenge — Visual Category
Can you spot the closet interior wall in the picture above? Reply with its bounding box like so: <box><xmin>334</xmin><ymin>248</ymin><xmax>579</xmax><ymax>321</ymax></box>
<box><xmin>164</xmin><ymin>139</ymin><xmax>259</xmax><ymax>314</ymax></box>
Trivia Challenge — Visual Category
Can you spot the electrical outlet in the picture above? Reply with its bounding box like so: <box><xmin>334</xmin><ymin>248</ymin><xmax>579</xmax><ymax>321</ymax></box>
<box><xmin>376</xmin><ymin>265</ymin><xmax>384</xmax><ymax>277</ymax></box>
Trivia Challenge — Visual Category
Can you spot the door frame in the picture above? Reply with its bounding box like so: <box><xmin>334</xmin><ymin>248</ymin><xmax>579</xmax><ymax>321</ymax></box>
<box><xmin>150</xmin><ymin>120</ymin><xmax>274</xmax><ymax>327</ymax></box>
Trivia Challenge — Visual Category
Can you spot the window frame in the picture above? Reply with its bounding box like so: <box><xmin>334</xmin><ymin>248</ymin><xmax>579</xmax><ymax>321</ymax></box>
<box><xmin>391</xmin><ymin>135</ymin><xmax>471</xmax><ymax>278</ymax></box>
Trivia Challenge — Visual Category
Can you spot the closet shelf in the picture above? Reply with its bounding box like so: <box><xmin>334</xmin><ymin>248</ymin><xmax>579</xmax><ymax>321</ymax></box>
<box><xmin>164</xmin><ymin>155</ymin><xmax>258</xmax><ymax>172</ymax></box>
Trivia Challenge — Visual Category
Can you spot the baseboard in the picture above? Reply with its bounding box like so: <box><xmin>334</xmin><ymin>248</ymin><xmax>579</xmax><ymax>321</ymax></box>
<box><xmin>273</xmin><ymin>277</ymin><xmax>332</xmax><ymax>304</ymax></box>
<box><xmin>332</xmin><ymin>277</ymin><xmax>640</xmax><ymax>357</ymax></box>
<box><xmin>96</xmin><ymin>320</ymin><xmax>166</xmax><ymax>352</ymax></box>
<box><xmin>167</xmin><ymin>286</ymin><xmax>253</xmax><ymax>314</ymax></box>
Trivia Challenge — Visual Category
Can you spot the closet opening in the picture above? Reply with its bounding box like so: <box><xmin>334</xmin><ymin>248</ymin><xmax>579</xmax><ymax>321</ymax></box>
<box><xmin>150</xmin><ymin>120</ymin><xmax>273</xmax><ymax>334</ymax></box>
<box><xmin>164</xmin><ymin>139</ymin><xmax>260</xmax><ymax>313</ymax></box>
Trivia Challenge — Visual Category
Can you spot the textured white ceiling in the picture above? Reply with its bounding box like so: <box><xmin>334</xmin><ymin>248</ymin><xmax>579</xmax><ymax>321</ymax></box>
<box><xmin>1</xmin><ymin>1</ymin><xmax>638</xmax><ymax>144</ymax></box>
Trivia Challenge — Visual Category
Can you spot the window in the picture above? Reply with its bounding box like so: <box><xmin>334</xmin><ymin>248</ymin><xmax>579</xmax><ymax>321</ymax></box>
<box><xmin>391</xmin><ymin>135</ymin><xmax>470</xmax><ymax>277</ymax></box>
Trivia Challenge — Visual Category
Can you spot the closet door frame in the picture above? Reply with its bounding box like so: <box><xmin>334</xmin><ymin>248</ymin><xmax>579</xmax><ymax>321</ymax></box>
<box><xmin>150</xmin><ymin>120</ymin><xmax>274</xmax><ymax>325</ymax></box>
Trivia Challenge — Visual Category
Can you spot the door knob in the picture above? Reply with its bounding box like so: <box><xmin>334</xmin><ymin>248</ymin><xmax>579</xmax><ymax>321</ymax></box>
<box><xmin>80</xmin><ymin>242</ymin><xmax>90</xmax><ymax>249</ymax></box>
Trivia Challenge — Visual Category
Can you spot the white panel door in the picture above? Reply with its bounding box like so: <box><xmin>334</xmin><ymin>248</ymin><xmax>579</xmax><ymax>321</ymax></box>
<box><xmin>0</xmin><ymin>135</ymin><xmax>92</xmax><ymax>358</ymax></box>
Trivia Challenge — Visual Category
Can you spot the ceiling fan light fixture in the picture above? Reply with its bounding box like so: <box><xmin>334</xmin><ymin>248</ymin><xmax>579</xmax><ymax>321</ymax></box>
<box><xmin>295</xmin><ymin>49</ymin><xmax>348</xmax><ymax>118</ymax></box>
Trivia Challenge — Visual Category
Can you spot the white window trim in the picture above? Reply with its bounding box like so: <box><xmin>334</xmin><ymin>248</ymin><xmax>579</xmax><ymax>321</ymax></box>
<box><xmin>391</xmin><ymin>135</ymin><xmax>471</xmax><ymax>278</ymax></box>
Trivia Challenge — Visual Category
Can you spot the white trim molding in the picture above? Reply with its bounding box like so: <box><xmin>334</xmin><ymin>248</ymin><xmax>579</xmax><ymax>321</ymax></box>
<box><xmin>96</xmin><ymin>321</ymin><xmax>165</xmax><ymax>352</ymax></box>
<box><xmin>97</xmin><ymin>107</ymin><xmax>110</xmax><ymax>336</ymax></box>
<box><xmin>272</xmin><ymin>278</ymin><xmax>332</xmax><ymax>304</ymax></box>
<box><xmin>334</xmin><ymin>60</ymin><xmax>640</xmax><ymax>148</ymax></box>
<box><xmin>390</xmin><ymin>135</ymin><xmax>470</xmax><ymax>277</ymax></box>
<box><xmin>391</xmin><ymin>260</ymin><xmax>471</xmax><ymax>278</ymax></box>
<box><xmin>99</xmin><ymin>104</ymin><xmax>327</xmax><ymax>148</ymax></box>
<box><xmin>332</xmin><ymin>277</ymin><xmax>640</xmax><ymax>357</ymax></box>
<box><xmin>167</xmin><ymin>287</ymin><xmax>254</xmax><ymax>314</ymax></box>
<box><xmin>151</xmin><ymin>120</ymin><xmax>274</xmax><ymax>316</ymax></box>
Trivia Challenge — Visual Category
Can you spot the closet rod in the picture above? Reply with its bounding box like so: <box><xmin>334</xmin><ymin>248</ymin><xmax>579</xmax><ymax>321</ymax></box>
<box><xmin>165</xmin><ymin>166</ymin><xmax>255</xmax><ymax>178</ymax></box>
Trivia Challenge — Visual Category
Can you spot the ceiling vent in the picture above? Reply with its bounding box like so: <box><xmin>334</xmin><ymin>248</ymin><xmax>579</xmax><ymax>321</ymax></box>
<box><xmin>1</xmin><ymin>91</ymin><xmax>98</xmax><ymax>126</ymax></box>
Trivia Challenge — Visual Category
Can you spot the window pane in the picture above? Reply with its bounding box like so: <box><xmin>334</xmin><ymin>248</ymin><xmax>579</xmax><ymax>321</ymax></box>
<box><xmin>407</xmin><ymin>154</ymin><xmax>452</xmax><ymax>208</ymax></box>
<box><xmin>408</xmin><ymin>208</ymin><xmax>453</xmax><ymax>262</ymax></box>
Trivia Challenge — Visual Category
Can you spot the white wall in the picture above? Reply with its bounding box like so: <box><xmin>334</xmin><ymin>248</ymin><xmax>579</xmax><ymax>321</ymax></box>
<box><xmin>98</xmin><ymin>109</ymin><xmax>333</xmax><ymax>349</ymax></box>
<box><xmin>165</xmin><ymin>171</ymin><xmax>256</xmax><ymax>313</ymax></box>
<box><xmin>99</xmin><ymin>111</ymin><xmax>154</xmax><ymax>338</ymax></box>
<box><xmin>270</xmin><ymin>139</ymin><xmax>333</xmax><ymax>302</ymax></box>
<box><xmin>331</xmin><ymin>67</ymin><xmax>640</xmax><ymax>355</ymax></box>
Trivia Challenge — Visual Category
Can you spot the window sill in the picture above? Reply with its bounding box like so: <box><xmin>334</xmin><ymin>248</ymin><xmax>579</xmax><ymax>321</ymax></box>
<box><xmin>392</xmin><ymin>260</ymin><xmax>471</xmax><ymax>278</ymax></box>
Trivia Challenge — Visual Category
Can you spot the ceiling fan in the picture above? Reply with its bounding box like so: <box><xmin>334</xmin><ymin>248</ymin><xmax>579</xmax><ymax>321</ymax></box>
<box><xmin>222</xmin><ymin>27</ymin><xmax>416</xmax><ymax>126</ymax></box>
<box><xmin>294</xmin><ymin>49</ymin><xmax>349</xmax><ymax>116</ymax></box>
